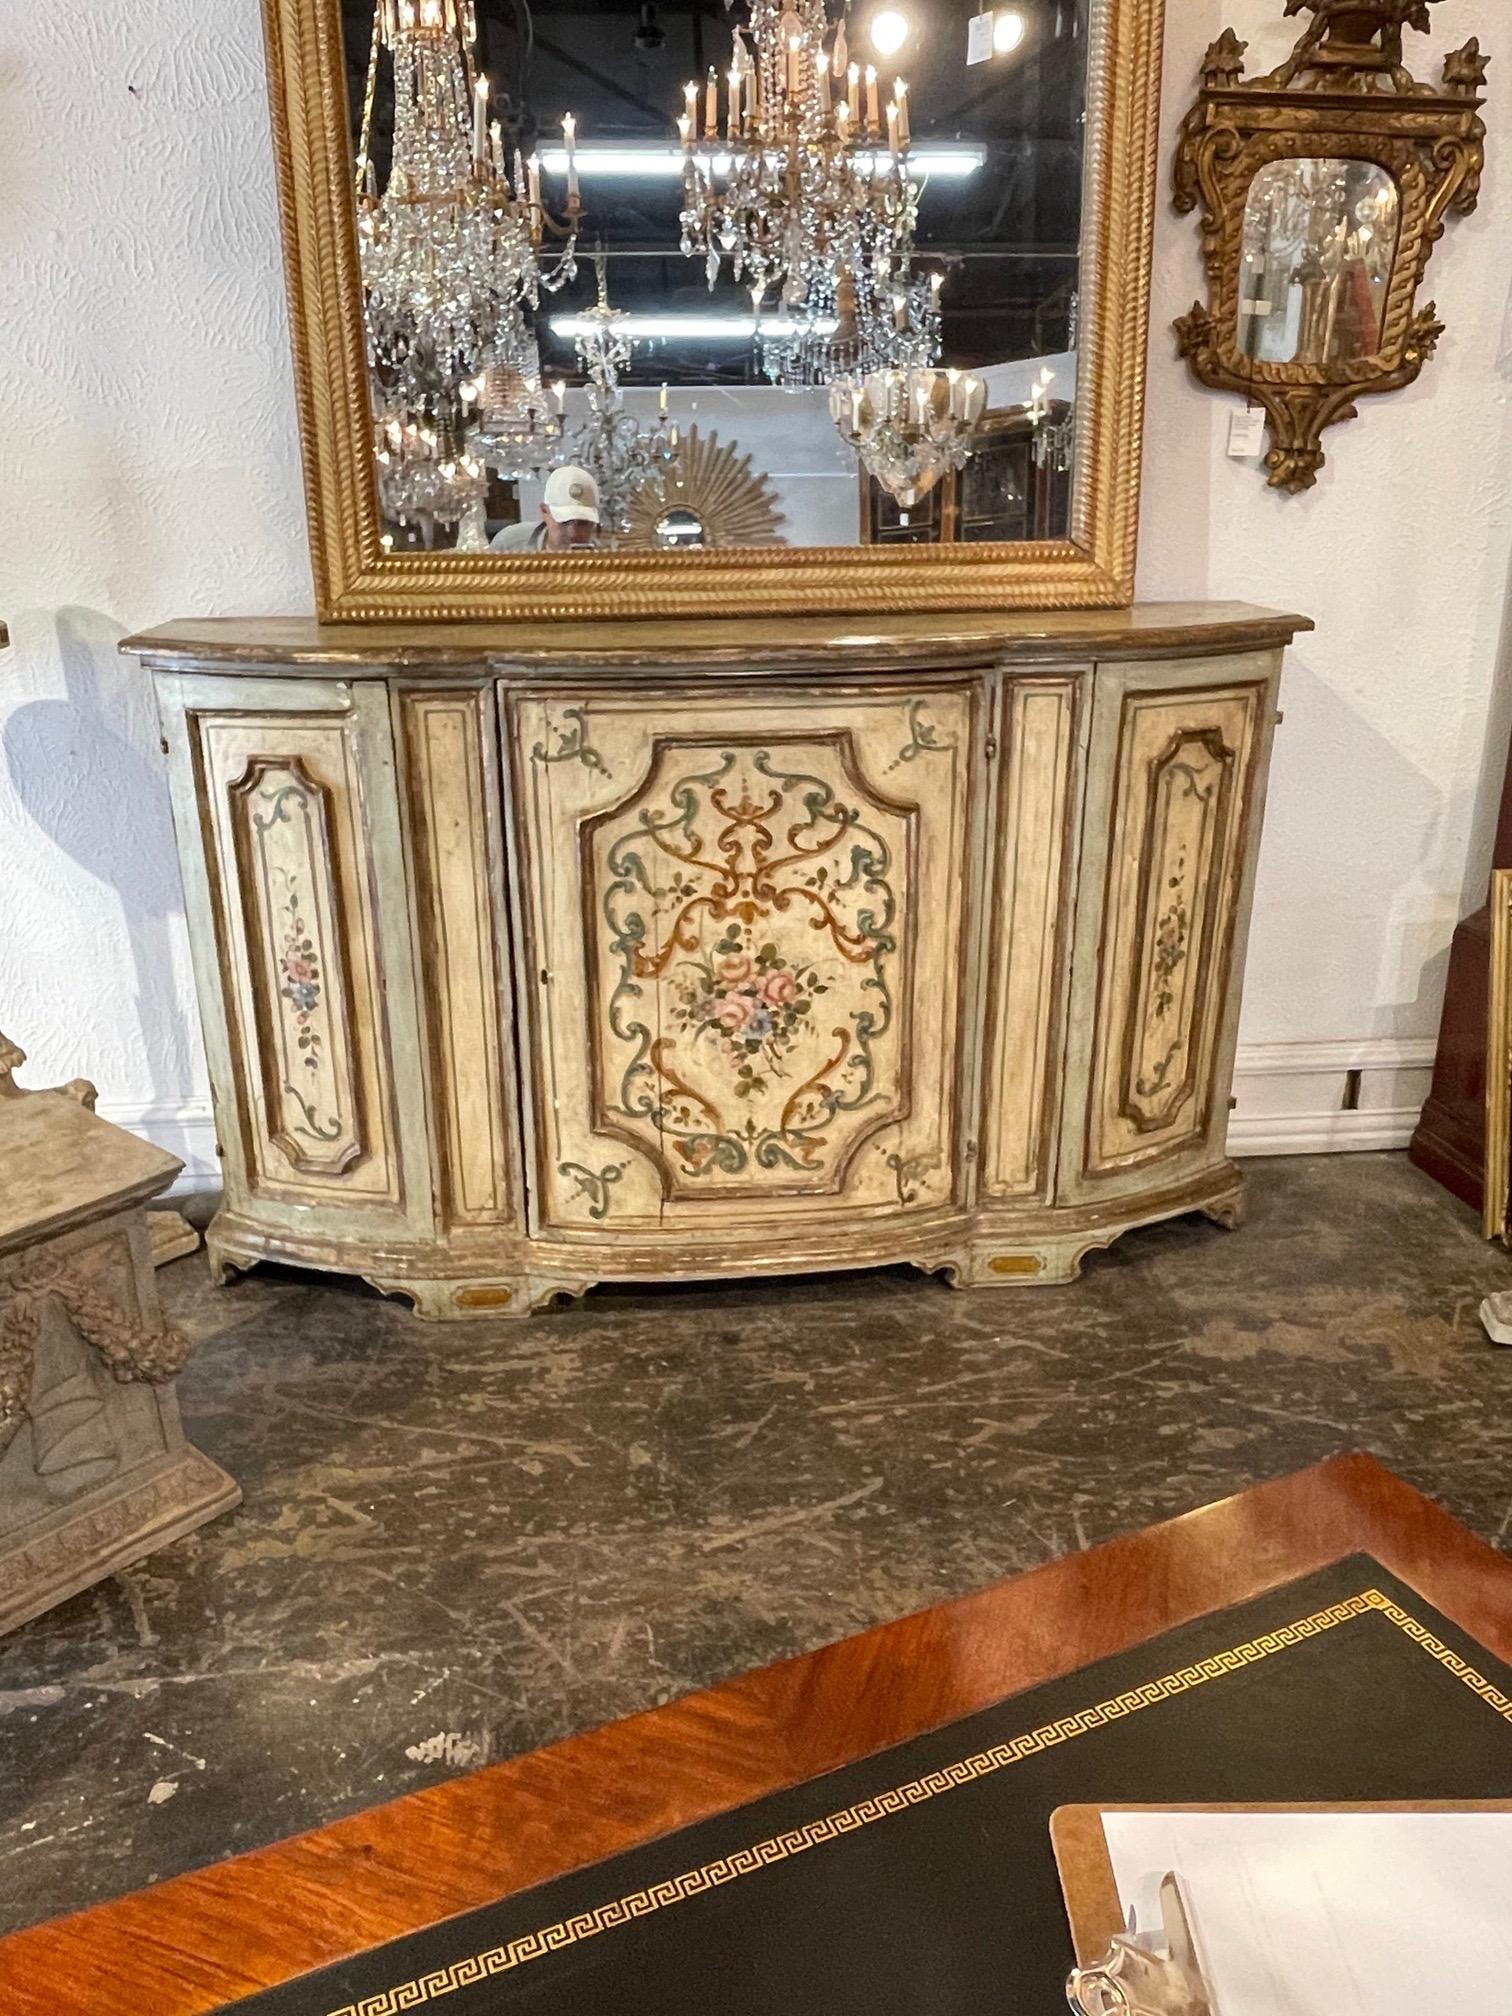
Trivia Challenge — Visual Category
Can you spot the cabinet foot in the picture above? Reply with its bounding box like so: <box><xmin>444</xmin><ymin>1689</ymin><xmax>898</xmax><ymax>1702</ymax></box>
<box><xmin>365</xmin><ymin>1275</ymin><xmax>536</xmax><ymax>1321</ymax></box>
<box><xmin>1201</xmin><ymin>1188</ymin><xmax>1248</xmax><ymax>1231</ymax></box>
<box><xmin>951</xmin><ymin>1237</ymin><xmax>1105</xmax><ymax>1289</ymax></box>
<box><xmin>204</xmin><ymin>1225</ymin><xmax>243</xmax><ymax>1290</ymax></box>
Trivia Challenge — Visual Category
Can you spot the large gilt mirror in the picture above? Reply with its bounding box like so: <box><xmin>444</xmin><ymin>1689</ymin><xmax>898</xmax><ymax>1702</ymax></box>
<box><xmin>265</xmin><ymin>0</ymin><xmax>1162</xmax><ymax>617</ymax></box>
<box><xmin>1173</xmin><ymin>1</ymin><xmax>1487</xmax><ymax>493</ymax></box>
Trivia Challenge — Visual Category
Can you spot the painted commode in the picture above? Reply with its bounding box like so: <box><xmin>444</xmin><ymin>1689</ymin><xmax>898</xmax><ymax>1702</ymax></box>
<box><xmin>127</xmin><ymin>603</ymin><xmax>1307</xmax><ymax>1319</ymax></box>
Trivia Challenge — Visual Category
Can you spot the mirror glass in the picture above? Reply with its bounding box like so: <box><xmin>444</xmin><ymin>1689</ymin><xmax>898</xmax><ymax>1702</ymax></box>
<box><xmin>340</xmin><ymin>0</ymin><xmax>1092</xmax><ymax>555</ymax></box>
<box><xmin>1238</xmin><ymin>157</ymin><xmax>1400</xmax><ymax>367</ymax></box>
<box><xmin>655</xmin><ymin>505</ymin><xmax>705</xmax><ymax>546</ymax></box>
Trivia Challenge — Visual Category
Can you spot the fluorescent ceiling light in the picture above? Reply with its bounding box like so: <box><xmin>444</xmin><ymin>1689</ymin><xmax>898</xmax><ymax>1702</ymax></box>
<box><xmin>536</xmin><ymin>143</ymin><xmax>984</xmax><ymax>181</ymax></box>
<box><xmin>548</xmin><ymin>313</ymin><xmax>841</xmax><ymax>340</ymax></box>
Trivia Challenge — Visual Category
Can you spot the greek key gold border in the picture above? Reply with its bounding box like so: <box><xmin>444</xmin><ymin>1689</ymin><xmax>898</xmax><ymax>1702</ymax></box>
<box><xmin>323</xmin><ymin>1589</ymin><xmax>1511</xmax><ymax>2015</ymax></box>
<box><xmin>261</xmin><ymin>0</ymin><xmax>1161</xmax><ymax>621</ymax></box>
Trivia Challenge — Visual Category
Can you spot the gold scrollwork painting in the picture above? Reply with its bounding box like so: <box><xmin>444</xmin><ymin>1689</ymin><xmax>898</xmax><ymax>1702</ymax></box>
<box><xmin>1172</xmin><ymin>0</ymin><xmax>1487</xmax><ymax>492</ymax></box>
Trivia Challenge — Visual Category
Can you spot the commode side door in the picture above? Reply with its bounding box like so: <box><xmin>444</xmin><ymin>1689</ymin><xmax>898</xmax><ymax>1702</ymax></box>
<box><xmin>156</xmin><ymin>670</ymin><xmax>433</xmax><ymax>1242</ymax></box>
<box><xmin>504</xmin><ymin>678</ymin><xmax>980</xmax><ymax>1250</ymax></box>
<box><xmin>1055</xmin><ymin>650</ymin><xmax>1281</xmax><ymax>1205</ymax></box>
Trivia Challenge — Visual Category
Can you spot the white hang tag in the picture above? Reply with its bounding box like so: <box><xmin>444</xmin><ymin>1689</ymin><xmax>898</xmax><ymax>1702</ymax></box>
<box><xmin>1228</xmin><ymin>408</ymin><xmax>1266</xmax><ymax>458</ymax></box>
<box><xmin>967</xmin><ymin>12</ymin><xmax>994</xmax><ymax>65</ymax></box>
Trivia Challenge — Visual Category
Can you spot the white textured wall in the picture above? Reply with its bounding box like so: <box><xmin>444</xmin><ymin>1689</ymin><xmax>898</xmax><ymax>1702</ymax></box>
<box><xmin>1145</xmin><ymin>3</ymin><xmax>1512</xmax><ymax>1057</ymax></box>
<box><xmin>0</xmin><ymin>5</ymin><xmax>309</xmax><ymax>1166</ymax></box>
<box><xmin>0</xmin><ymin>0</ymin><xmax>1508</xmax><ymax>1170</ymax></box>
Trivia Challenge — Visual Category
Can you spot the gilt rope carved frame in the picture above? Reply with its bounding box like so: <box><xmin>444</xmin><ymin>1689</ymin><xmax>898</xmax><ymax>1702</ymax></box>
<box><xmin>260</xmin><ymin>0</ymin><xmax>1163</xmax><ymax>620</ymax></box>
<box><xmin>1172</xmin><ymin>1</ymin><xmax>1487</xmax><ymax>493</ymax></box>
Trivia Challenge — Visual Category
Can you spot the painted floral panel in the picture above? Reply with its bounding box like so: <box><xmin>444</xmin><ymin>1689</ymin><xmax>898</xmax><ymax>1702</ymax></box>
<box><xmin>590</xmin><ymin>740</ymin><xmax>914</xmax><ymax>1195</ymax></box>
<box><xmin>235</xmin><ymin>759</ymin><xmax>363</xmax><ymax>1177</ymax></box>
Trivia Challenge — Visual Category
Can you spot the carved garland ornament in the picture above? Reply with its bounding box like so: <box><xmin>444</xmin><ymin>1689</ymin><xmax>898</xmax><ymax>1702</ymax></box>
<box><xmin>1172</xmin><ymin>0</ymin><xmax>1487</xmax><ymax>491</ymax></box>
<box><xmin>0</xmin><ymin>1250</ymin><xmax>190</xmax><ymax>1456</ymax></box>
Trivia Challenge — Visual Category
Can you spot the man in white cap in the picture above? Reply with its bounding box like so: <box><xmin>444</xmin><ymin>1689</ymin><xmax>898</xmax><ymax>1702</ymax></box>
<box><xmin>489</xmin><ymin>464</ymin><xmax>602</xmax><ymax>551</ymax></box>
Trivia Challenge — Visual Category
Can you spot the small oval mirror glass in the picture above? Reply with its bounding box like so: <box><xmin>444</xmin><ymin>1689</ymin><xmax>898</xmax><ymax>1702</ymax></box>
<box><xmin>654</xmin><ymin>507</ymin><xmax>705</xmax><ymax>549</ymax></box>
<box><xmin>1238</xmin><ymin>158</ymin><xmax>1399</xmax><ymax>366</ymax></box>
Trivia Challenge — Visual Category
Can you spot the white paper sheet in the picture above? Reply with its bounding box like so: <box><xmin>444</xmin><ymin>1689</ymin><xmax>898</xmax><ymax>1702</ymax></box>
<box><xmin>1102</xmin><ymin>1809</ymin><xmax>1512</xmax><ymax>2016</ymax></box>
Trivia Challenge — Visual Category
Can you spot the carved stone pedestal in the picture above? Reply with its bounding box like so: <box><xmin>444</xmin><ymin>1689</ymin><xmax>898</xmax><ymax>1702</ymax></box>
<box><xmin>0</xmin><ymin>1039</ymin><xmax>239</xmax><ymax>1636</ymax></box>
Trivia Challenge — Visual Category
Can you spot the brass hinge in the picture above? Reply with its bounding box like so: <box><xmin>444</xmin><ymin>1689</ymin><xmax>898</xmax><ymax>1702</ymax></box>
<box><xmin>984</xmin><ymin>734</ymin><xmax>999</xmax><ymax>761</ymax></box>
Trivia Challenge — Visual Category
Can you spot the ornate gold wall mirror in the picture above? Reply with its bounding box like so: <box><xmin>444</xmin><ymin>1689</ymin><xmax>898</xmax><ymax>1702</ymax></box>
<box><xmin>262</xmin><ymin>0</ymin><xmax>1162</xmax><ymax>618</ymax></box>
<box><xmin>1173</xmin><ymin>0</ymin><xmax>1487</xmax><ymax>493</ymax></box>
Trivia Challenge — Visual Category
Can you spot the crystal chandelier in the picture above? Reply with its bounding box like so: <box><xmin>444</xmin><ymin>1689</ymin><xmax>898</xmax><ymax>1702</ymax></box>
<box><xmin>829</xmin><ymin>366</ymin><xmax>986</xmax><ymax>506</ymax></box>
<box><xmin>468</xmin><ymin>314</ymin><xmax>567</xmax><ymax>478</ymax></box>
<box><xmin>758</xmin><ymin>261</ymin><xmax>942</xmax><ymax>388</ymax></box>
<box><xmin>354</xmin><ymin>0</ymin><xmax>582</xmax><ymax>529</ymax></box>
<box><xmin>1025</xmin><ymin>367</ymin><xmax>1075</xmax><ymax>474</ymax></box>
<box><xmin>1034</xmin><ymin>408</ymin><xmax>1077</xmax><ymax>475</ymax></box>
<box><xmin>373</xmin><ymin>413</ymin><xmax>488</xmax><ymax>530</ymax></box>
<box><xmin>566</xmin><ymin>259</ymin><xmax>680</xmax><ymax>540</ymax></box>
<box><xmin>676</xmin><ymin>2</ymin><xmax>922</xmax><ymax>381</ymax></box>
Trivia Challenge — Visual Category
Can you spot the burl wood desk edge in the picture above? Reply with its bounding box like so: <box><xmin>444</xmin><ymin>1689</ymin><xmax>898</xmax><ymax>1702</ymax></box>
<box><xmin>3</xmin><ymin>1452</ymin><xmax>1509</xmax><ymax>2014</ymax></box>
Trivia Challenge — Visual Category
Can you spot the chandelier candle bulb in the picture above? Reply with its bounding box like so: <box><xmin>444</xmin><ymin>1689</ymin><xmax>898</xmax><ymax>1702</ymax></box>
<box><xmin>865</xmin><ymin>65</ymin><xmax>880</xmax><ymax>135</ymax></box>
<box><xmin>728</xmin><ymin>69</ymin><xmax>742</xmax><ymax>136</ymax></box>
<box><xmin>894</xmin><ymin>77</ymin><xmax>909</xmax><ymax>146</ymax></box>
<box><xmin>847</xmin><ymin>61</ymin><xmax>861</xmax><ymax>120</ymax></box>
<box><xmin>473</xmin><ymin>76</ymin><xmax>488</xmax><ymax>167</ymax></box>
<box><xmin>659</xmin><ymin>382</ymin><xmax>669</xmax><ymax>413</ymax></box>
<box><xmin>705</xmin><ymin>68</ymin><xmax>719</xmax><ymax>139</ymax></box>
<box><xmin>886</xmin><ymin>101</ymin><xmax>899</xmax><ymax>156</ymax></box>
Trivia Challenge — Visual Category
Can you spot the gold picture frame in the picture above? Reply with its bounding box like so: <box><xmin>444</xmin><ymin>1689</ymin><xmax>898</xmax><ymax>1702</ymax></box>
<box><xmin>261</xmin><ymin>0</ymin><xmax>1165</xmax><ymax>622</ymax></box>
<box><xmin>1172</xmin><ymin>1</ymin><xmax>1487</xmax><ymax>494</ymax></box>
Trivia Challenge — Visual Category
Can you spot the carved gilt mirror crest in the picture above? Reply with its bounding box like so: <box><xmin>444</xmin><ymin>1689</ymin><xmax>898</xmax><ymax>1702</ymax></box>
<box><xmin>1173</xmin><ymin>0</ymin><xmax>1487</xmax><ymax>492</ymax></box>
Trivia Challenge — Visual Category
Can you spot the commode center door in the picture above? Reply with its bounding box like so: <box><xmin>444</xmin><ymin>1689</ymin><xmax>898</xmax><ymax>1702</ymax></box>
<box><xmin>506</xmin><ymin>681</ymin><xmax>978</xmax><ymax>1245</ymax></box>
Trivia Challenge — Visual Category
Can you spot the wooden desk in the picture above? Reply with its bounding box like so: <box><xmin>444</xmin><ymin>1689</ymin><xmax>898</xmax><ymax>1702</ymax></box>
<box><xmin>4</xmin><ymin>1452</ymin><xmax>1509</xmax><ymax>2013</ymax></box>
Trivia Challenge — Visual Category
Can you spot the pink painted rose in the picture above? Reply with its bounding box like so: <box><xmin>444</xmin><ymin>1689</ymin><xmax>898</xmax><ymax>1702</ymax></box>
<box><xmin>285</xmin><ymin>955</ymin><xmax>315</xmax><ymax>982</ymax></box>
<box><xmin>762</xmin><ymin>970</ymin><xmax>797</xmax><ymax>1006</ymax></box>
<box><xmin>716</xmin><ymin>953</ymin><xmax>753</xmax><ymax>984</ymax></box>
<box><xmin>712</xmin><ymin>994</ymin><xmax>751</xmax><ymax>1031</ymax></box>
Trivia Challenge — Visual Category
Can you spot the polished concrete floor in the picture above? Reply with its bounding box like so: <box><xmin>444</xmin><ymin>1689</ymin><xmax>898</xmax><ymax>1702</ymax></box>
<box><xmin>4</xmin><ymin>1152</ymin><xmax>1511</xmax><ymax>1932</ymax></box>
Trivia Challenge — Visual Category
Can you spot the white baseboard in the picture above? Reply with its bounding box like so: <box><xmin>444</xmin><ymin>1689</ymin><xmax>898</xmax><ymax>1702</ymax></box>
<box><xmin>93</xmin><ymin>1037</ymin><xmax>1439</xmax><ymax>1183</ymax></box>
<box><xmin>94</xmin><ymin>1097</ymin><xmax>220</xmax><ymax>1194</ymax></box>
<box><xmin>1227</xmin><ymin>1037</ymin><xmax>1436</xmax><ymax>1157</ymax></box>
